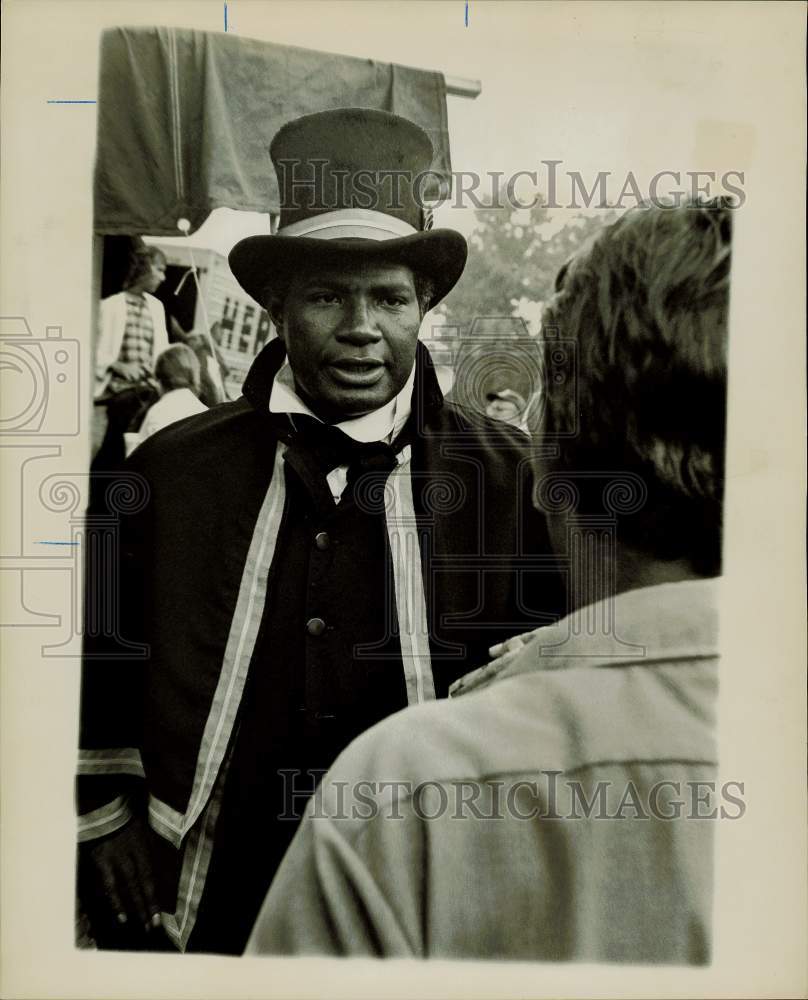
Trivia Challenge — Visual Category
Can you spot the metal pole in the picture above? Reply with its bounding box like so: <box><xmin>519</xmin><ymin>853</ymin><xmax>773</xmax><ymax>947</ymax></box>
<box><xmin>444</xmin><ymin>75</ymin><xmax>482</xmax><ymax>99</ymax></box>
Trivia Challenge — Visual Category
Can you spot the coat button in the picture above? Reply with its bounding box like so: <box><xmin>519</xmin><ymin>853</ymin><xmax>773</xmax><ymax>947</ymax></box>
<box><xmin>314</xmin><ymin>531</ymin><xmax>330</xmax><ymax>551</ymax></box>
<box><xmin>306</xmin><ymin>617</ymin><xmax>327</xmax><ymax>637</ymax></box>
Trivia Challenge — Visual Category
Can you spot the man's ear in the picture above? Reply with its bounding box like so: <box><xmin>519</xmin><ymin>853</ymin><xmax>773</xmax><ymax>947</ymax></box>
<box><xmin>267</xmin><ymin>298</ymin><xmax>285</xmax><ymax>338</ymax></box>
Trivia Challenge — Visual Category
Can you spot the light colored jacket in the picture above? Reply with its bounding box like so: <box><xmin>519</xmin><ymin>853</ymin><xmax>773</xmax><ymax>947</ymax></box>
<box><xmin>247</xmin><ymin>577</ymin><xmax>721</xmax><ymax>964</ymax></box>
<box><xmin>95</xmin><ymin>291</ymin><xmax>169</xmax><ymax>398</ymax></box>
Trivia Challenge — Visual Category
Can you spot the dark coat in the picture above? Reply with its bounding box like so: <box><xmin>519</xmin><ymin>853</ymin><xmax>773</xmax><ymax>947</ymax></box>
<box><xmin>78</xmin><ymin>338</ymin><xmax>564</xmax><ymax>950</ymax></box>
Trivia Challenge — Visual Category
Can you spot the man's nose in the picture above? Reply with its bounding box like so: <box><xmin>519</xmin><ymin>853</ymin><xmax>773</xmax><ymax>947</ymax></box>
<box><xmin>338</xmin><ymin>296</ymin><xmax>382</xmax><ymax>344</ymax></box>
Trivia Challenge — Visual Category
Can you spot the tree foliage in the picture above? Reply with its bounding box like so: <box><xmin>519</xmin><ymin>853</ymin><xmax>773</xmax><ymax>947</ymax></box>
<box><xmin>428</xmin><ymin>201</ymin><xmax>618</xmax><ymax>415</ymax></box>
<box><xmin>437</xmin><ymin>201</ymin><xmax>618</xmax><ymax>335</ymax></box>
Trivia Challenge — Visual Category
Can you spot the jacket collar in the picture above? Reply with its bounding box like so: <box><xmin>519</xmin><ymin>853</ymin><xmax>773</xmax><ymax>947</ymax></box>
<box><xmin>450</xmin><ymin>577</ymin><xmax>721</xmax><ymax>699</ymax></box>
<box><xmin>242</xmin><ymin>337</ymin><xmax>444</xmax><ymax>432</ymax></box>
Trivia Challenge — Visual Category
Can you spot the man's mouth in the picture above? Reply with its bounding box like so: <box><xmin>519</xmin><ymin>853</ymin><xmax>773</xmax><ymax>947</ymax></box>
<box><xmin>327</xmin><ymin>358</ymin><xmax>386</xmax><ymax>387</ymax></box>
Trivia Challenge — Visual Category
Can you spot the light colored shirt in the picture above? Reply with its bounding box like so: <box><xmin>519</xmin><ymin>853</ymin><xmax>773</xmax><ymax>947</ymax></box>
<box><xmin>126</xmin><ymin>388</ymin><xmax>207</xmax><ymax>455</ymax></box>
<box><xmin>247</xmin><ymin>577</ymin><xmax>720</xmax><ymax>963</ymax></box>
<box><xmin>268</xmin><ymin>357</ymin><xmax>415</xmax><ymax>502</ymax></box>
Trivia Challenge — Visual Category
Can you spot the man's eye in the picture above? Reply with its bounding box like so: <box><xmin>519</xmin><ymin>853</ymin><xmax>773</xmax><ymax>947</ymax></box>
<box><xmin>309</xmin><ymin>292</ymin><xmax>341</xmax><ymax>304</ymax></box>
<box><xmin>381</xmin><ymin>296</ymin><xmax>407</xmax><ymax>307</ymax></box>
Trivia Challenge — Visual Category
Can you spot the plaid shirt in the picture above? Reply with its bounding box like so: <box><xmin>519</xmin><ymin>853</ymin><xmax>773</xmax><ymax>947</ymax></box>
<box><xmin>117</xmin><ymin>292</ymin><xmax>156</xmax><ymax>369</ymax></box>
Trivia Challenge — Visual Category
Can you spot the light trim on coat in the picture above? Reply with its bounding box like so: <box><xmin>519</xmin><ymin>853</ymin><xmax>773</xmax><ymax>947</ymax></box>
<box><xmin>77</xmin><ymin>794</ymin><xmax>133</xmax><ymax>843</ymax></box>
<box><xmin>386</xmin><ymin>446</ymin><xmax>436</xmax><ymax>705</ymax></box>
<box><xmin>76</xmin><ymin>746</ymin><xmax>145</xmax><ymax>778</ymax></box>
<box><xmin>182</xmin><ymin>443</ymin><xmax>288</xmax><ymax>839</ymax></box>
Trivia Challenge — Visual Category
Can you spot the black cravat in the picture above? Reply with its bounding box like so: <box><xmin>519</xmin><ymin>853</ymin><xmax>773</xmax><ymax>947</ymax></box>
<box><xmin>283</xmin><ymin>415</ymin><xmax>398</xmax><ymax>512</ymax></box>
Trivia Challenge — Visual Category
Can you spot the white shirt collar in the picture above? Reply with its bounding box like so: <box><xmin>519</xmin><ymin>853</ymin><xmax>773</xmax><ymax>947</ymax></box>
<box><xmin>268</xmin><ymin>354</ymin><xmax>416</xmax><ymax>445</ymax></box>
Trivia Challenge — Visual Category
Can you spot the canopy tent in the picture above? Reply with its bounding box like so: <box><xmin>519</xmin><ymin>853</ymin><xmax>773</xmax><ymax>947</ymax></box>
<box><xmin>94</xmin><ymin>26</ymin><xmax>457</xmax><ymax>236</ymax></box>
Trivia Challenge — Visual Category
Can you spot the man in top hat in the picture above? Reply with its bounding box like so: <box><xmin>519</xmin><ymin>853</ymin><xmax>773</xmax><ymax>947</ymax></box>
<box><xmin>76</xmin><ymin>108</ymin><xmax>564</xmax><ymax>954</ymax></box>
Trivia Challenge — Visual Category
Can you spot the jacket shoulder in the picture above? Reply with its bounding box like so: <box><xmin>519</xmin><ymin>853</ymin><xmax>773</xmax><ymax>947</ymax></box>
<box><xmin>99</xmin><ymin>291</ymin><xmax>125</xmax><ymax>315</ymax></box>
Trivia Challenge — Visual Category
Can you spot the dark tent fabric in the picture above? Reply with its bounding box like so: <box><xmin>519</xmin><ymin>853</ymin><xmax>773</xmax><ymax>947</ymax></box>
<box><xmin>94</xmin><ymin>27</ymin><xmax>453</xmax><ymax>236</ymax></box>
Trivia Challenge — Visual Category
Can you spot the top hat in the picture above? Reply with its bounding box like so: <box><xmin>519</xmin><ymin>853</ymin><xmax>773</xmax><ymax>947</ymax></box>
<box><xmin>228</xmin><ymin>108</ymin><xmax>467</xmax><ymax>310</ymax></box>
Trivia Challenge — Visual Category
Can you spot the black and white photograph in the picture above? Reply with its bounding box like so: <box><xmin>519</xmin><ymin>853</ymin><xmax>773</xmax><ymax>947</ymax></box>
<box><xmin>1</xmin><ymin>2</ymin><xmax>805</xmax><ymax>998</ymax></box>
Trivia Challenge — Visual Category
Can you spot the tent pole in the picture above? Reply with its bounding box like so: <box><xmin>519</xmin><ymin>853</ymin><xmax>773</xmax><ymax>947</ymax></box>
<box><xmin>444</xmin><ymin>76</ymin><xmax>482</xmax><ymax>99</ymax></box>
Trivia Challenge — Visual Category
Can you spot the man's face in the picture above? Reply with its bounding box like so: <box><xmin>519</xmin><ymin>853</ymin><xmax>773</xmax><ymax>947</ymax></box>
<box><xmin>487</xmin><ymin>398</ymin><xmax>520</xmax><ymax>422</ymax></box>
<box><xmin>271</xmin><ymin>262</ymin><xmax>422</xmax><ymax>421</ymax></box>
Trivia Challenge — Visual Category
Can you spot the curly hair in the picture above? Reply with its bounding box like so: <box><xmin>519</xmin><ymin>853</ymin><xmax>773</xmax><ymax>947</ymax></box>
<box><xmin>540</xmin><ymin>199</ymin><xmax>732</xmax><ymax>575</ymax></box>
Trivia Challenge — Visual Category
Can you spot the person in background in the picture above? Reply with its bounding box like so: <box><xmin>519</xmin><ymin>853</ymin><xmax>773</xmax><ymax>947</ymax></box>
<box><xmin>92</xmin><ymin>246</ymin><xmax>170</xmax><ymax>469</ymax></box>
<box><xmin>183</xmin><ymin>326</ymin><xmax>231</xmax><ymax>407</ymax></box>
<box><xmin>95</xmin><ymin>246</ymin><xmax>170</xmax><ymax>399</ymax></box>
<box><xmin>126</xmin><ymin>343</ymin><xmax>207</xmax><ymax>454</ymax></box>
<box><xmin>485</xmin><ymin>387</ymin><xmax>528</xmax><ymax>429</ymax></box>
<box><xmin>247</xmin><ymin>198</ymin><xmax>731</xmax><ymax>964</ymax></box>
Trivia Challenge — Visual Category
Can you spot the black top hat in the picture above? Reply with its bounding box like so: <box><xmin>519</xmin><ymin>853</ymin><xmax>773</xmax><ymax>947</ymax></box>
<box><xmin>229</xmin><ymin>108</ymin><xmax>467</xmax><ymax>310</ymax></box>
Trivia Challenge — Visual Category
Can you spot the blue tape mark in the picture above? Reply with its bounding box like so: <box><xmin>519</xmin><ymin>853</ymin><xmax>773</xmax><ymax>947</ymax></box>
<box><xmin>47</xmin><ymin>100</ymin><xmax>96</xmax><ymax>104</ymax></box>
<box><xmin>37</xmin><ymin>541</ymin><xmax>80</xmax><ymax>546</ymax></box>
<box><xmin>224</xmin><ymin>2</ymin><xmax>228</xmax><ymax>31</ymax></box>
<box><xmin>465</xmin><ymin>0</ymin><xmax>469</xmax><ymax>26</ymax></box>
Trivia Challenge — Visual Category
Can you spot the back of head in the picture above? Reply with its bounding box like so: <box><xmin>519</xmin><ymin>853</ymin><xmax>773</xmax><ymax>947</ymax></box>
<box><xmin>154</xmin><ymin>343</ymin><xmax>201</xmax><ymax>394</ymax></box>
<box><xmin>540</xmin><ymin>198</ymin><xmax>731</xmax><ymax>576</ymax></box>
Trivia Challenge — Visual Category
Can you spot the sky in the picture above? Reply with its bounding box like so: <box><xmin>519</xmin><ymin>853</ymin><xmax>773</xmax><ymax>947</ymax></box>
<box><xmin>99</xmin><ymin>0</ymin><xmax>766</xmax><ymax>255</ymax></box>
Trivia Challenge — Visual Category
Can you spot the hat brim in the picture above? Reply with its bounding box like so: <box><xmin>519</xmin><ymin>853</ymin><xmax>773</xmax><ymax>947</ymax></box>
<box><xmin>228</xmin><ymin>229</ymin><xmax>467</xmax><ymax>311</ymax></box>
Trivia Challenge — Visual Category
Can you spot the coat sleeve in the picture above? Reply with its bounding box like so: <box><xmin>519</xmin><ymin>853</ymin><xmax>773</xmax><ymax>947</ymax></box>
<box><xmin>76</xmin><ymin>462</ymin><xmax>152</xmax><ymax>840</ymax></box>
<box><xmin>246</xmin><ymin>807</ymin><xmax>419</xmax><ymax>958</ymax></box>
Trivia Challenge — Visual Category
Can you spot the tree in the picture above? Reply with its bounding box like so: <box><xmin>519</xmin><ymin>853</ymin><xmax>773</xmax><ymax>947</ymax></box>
<box><xmin>426</xmin><ymin>200</ymin><xmax>618</xmax><ymax>418</ymax></box>
<box><xmin>438</xmin><ymin>200</ymin><xmax>618</xmax><ymax>335</ymax></box>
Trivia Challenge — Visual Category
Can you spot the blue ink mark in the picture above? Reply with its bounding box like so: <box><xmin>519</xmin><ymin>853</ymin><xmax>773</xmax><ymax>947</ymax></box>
<box><xmin>37</xmin><ymin>541</ymin><xmax>80</xmax><ymax>546</ymax></box>
<box><xmin>465</xmin><ymin>0</ymin><xmax>468</xmax><ymax>26</ymax></box>
<box><xmin>47</xmin><ymin>100</ymin><xmax>96</xmax><ymax>104</ymax></box>
<box><xmin>224</xmin><ymin>2</ymin><xmax>228</xmax><ymax>31</ymax></box>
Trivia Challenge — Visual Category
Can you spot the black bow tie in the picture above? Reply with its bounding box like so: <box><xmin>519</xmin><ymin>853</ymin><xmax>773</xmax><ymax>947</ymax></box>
<box><xmin>283</xmin><ymin>415</ymin><xmax>399</xmax><ymax>512</ymax></box>
<box><xmin>289</xmin><ymin>416</ymin><xmax>396</xmax><ymax>471</ymax></box>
